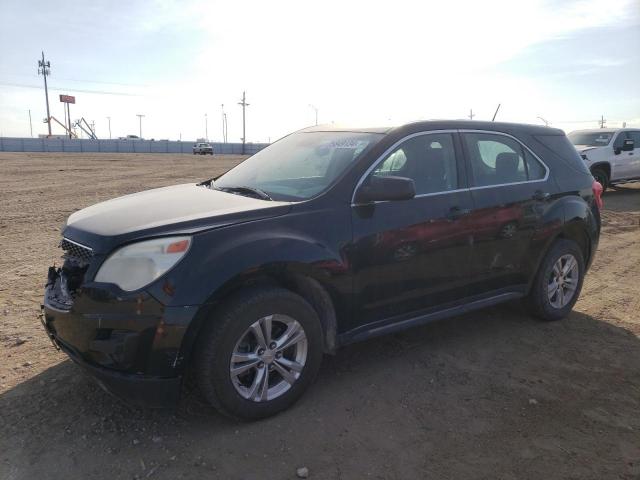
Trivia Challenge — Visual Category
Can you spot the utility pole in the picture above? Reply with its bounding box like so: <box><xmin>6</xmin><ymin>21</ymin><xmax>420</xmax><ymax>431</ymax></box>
<box><xmin>136</xmin><ymin>114</ymin><xmax>145</xmax><ymax>138</ymax></box>
<box><xmin>106</xmin><ymin>116</ymin><xmax>112</xmax><ymax>139</ymax></box>
<box><xmin>238</xmin><ymin>91</ymin><xmax>249</xmax><ymax>154</ymax></box>
<box><xmin>221</xmin><ymin>104</ymin><xmax>228</xmax><ymax>143</ymax></box>
<box><xmin>468</xmin><ymin>109</ymin><xmax>475</xmax><ymax>120</ymax></box>
<box><xmin>38</xmin><ymin>51</ymin><xmax>52</xmax><ymax>137</ymax></box>
<box><xmin>28</xmin><ymin>109</ymin><xmax>33</xmax><ymax>137</ymax></box>
<box><xmin>309</xmin><ymin>104</ymin><xmax>318</xmax><ymax>125</ymax></box>
<box><xmin>66</xmin><ymin>102</ymin><xmax>72</xmax><ymax>138</ymax></box>
<box><xmin>492</xmin><ymin>103</ymin><xmax>501</xmax><ymax>121</ymax></box>
<box><xmin>599</xmin><ymin>115</ymin><xmax>606</xmax><ymax>128</ymax></box>
<box><xmin>204</xmin><ymin>113</ymin><xmax>208</xmax><ymax>141</ymax></box>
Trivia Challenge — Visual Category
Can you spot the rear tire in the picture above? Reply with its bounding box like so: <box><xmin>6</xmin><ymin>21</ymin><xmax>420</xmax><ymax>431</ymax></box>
<box><xmin>525</xmin><ymin>239</ymin><xmax>585</xmax><ymax>321</ymax></box>
<box><xmin>591</xmin><ymin>168</ymin><xmax>609</xmax><ymax>191</ymax></box>
<box><xmin>195</xmin><ymin>287</ymin><xmax>324</xmax><ymax>420</ymax></box>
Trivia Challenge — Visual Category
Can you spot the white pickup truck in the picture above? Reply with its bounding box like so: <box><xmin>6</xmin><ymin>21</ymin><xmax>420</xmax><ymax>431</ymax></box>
<box><xmin>569</xmin><ymin>128</ymin><xmax>640</xmax><ymax>189</ymax></box>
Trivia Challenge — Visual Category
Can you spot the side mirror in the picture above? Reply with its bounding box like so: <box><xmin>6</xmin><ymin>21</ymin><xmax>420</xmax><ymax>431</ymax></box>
<box><xmin>354</xmin><ymin>175</ymin><xmax>416</xmax><ymax>204</ymax></box>
<box><xmin>622</xmin><ymin>139</ymin><xmax>635</xmax><ymax>151</ymax></box>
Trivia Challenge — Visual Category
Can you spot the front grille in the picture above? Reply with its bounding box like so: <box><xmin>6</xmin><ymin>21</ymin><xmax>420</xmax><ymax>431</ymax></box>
<box><xmin>60</xmin><ymin>238</ymin><xmax>93</xmax><ymax>263</ymax></box>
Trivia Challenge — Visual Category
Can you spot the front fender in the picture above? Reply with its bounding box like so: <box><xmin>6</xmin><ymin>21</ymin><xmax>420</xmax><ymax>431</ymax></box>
<box><xmin>147</xmin><ymin>210</ymin><xmax>351</xmax><ymax>308</ymax></box>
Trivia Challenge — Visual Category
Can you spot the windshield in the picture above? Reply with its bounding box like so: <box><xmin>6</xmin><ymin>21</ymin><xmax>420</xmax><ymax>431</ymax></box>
<box><xmin>568</xmin><ymin>132</ymin><xmax>614</xmax><ymax>147</ymax></box>
<box><xmin>214</xmin><ymin>131</ymin><xmax>383</xmax><ymax>201</ymax></box>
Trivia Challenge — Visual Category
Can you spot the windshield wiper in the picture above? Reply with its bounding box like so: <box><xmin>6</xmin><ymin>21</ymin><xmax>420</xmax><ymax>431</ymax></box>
<box><xmin>214</xmin><ymin>185</ymin><xmax>273</xmax><ymax>201</ymax></box>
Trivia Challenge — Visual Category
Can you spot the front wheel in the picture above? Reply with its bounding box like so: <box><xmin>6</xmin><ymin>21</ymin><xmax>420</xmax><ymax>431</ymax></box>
<box><xmin>525</xmin><ymin>239</ymin><xmax>585</xmax><ymax>321</ymax></box>
<box><xmin>591</xmin><ymin>168</ymin><xmax>609</xmax><ymax>191</ymax></box>
<box><xmin>195</xmin><ymin>287</ymin><xmax>323</xmax><ymax>420</ymax></box>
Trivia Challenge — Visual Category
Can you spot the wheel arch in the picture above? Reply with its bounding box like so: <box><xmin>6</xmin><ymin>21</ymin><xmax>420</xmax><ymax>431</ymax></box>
<box><xmin>178</xmin><ymin>261</ymin><xmax>342</xmax><ymax>376</ymax></box>
<box><xmin>590</xmin><ymin>162</ymin><xmax>611</xmax><ymax>179</ymax></box>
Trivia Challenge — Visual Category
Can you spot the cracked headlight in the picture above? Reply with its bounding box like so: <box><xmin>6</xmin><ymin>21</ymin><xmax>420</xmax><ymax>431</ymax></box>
<box><xmin>95</xmin><ymin>236</ymin><xmax>191</xmax><ymax>291</ymax></box>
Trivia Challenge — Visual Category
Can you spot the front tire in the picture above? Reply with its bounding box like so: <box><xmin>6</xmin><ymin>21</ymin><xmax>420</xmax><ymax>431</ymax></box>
<box><xmin>525</xmin><ymin>239</ymin><xmax>585</xmax><ymax>321</ymax></box>
<box><xmin>195</xmin><ymin>287</ymin><xmax>324</xmax><ymax>420</ymax></box>
<box><xmin>591</xmin><ymin>167</ymin><xmax>609</xmax><ymax>191</ymax></box>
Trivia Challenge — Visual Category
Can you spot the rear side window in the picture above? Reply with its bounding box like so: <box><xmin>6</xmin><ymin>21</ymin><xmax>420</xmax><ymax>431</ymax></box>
<box><xmin>533</xmin><ymin>134</ymin><xmax>591</xmax><ymax>175</ymax></box>
<box><xmin>462</xmin><ymin>133</ymin><xmax>546</xmax><ymax>187</ymax></box>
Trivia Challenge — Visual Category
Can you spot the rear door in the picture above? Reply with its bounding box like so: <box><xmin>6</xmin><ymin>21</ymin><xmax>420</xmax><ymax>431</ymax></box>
<box><xmin>348</xmin><ymin>131</ymin><xmax>474</xmax><ymax>328</ymax></box>
<box><xmin>460</xmin><ymin>131</ymin><xmax>551</xmax><ymax>295</ymax></box>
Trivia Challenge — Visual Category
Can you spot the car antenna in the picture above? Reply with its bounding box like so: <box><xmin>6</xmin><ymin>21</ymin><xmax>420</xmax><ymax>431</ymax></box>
<box><xmin>492</xmin><ymin>104</ymin><xmax>501</xmax><ymax>121</ymax></box>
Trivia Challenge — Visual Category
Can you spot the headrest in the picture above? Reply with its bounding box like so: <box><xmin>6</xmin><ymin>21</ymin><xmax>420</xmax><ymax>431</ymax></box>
<box><xmin>495</xmin><ymin>152</ymin><xmax>519</xmax><ymax>177</ymax></box>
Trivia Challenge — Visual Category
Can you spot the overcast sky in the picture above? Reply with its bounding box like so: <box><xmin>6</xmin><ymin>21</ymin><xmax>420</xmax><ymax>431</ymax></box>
<box><xmin>0</xmin><ymin>0</ymin><xmax>638</xmax><ymax>141</ymax></box>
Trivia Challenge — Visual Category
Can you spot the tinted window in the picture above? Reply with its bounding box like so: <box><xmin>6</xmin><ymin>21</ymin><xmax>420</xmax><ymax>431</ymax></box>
<box><xmin>533</xmin><ymin>134</ymin><xmax>591</xmax><ymax>175</ymax></box>
<box><xmin>524</xmin><ymin>149</ymin><xmax>546</xmax><ymax>180</ymax></box>
<box><xmin>371</xmin><ymin>133</ymin><xmax>458</xmax><ymax>195</ymax></box>
<box><xmin>613</xmin><ymin>131</ymin><xmax>629</xmax><ymax>149</ymax></box>
<box><xmin>626</xmin><ymin>131</ymin><xmax>640</xmax><ymax>147</ymax></box>
<box><xmin>462</xmin><ymin>133</ymin><xmax>545</xmax><ymax>187</ymax></box>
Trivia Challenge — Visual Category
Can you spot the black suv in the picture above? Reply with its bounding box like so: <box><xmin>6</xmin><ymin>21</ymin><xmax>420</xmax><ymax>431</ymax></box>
<box><xmin>42</xmin><ymin>121</ymin><xmax>602</xmax><ymax>419</ymax></box>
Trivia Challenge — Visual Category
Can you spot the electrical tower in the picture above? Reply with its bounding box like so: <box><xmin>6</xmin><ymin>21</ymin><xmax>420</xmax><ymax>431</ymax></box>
<box><xmin>38</xmin><ymin>51</ymin><xmax>52</xmax><ymax>136</ymax></box>
<box><xmin>468</xmin><ymin>109</ymin><xmax>475</xmax><ymax>120</ymax></box>
<box><xmin>599</xmin><ymin>115</ymin><xmax>606</xmax><ymax>128</ymax></box>
<box><xmin>238</xmin><ymin>91</ymin><xmax>249</xmax><ymax>154</ymax></box>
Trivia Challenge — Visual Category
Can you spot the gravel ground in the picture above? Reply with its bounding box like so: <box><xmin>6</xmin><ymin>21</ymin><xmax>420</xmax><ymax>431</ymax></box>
<box><xmin>1</xmin><ymin>152</ymin><xmax>639</xmax><ymax>480</ymax></box>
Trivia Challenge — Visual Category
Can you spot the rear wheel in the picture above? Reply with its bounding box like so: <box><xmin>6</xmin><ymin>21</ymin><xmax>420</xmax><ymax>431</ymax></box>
<box><xmin>525</xmin><ymin>239</ymin><xmax>585</xmax><ymax>321</ymax></box>
<box><xmin>591</xmin><ymin>167</ymin><xmax>609</xmax><ymax>191</ymax></box>
<box><xmin>195</xmin><ymin>287</ymin><xmax>323</xmax><ymax>420</ymax></box>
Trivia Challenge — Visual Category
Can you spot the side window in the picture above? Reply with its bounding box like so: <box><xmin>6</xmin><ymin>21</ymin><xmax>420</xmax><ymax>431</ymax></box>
<box><xmin>613</xmin><ymin>131</ymin><xmax>628</xmax><ymax>149</ymax></box>
<box><xmin>375</xmin><ymin>149</ymin><xmax>407</xmax><ymax>175</ymax></box>
<box><xmin>371</xmin><ymin>133</ymin><xmax>458</xmax><ymax>195</ymax></box>
<box><xmin>462</xmin><ymin>133</ymin><xmax>545</xmax><ymax>186</ymax></box>
<box><xmin>524</xmin><ymin>149</ymin><xmax>546</xmax><ymax>180</ymax></box>
<box><xmin>627</xmin><ymin>131</ymin><xmax>640</xmax><ymax>148</ymax></box>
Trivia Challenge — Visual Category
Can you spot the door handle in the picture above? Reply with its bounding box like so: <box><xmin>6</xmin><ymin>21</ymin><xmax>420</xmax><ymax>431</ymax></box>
<box><xmin>447</xmin><ymin>206</ymin><xmax>471</xmax><ymax>220</ymax></box>
<box><xmin>532</xmin><ymin>190</ymin><xmax>550</xmax><ymax>201</ymax></box>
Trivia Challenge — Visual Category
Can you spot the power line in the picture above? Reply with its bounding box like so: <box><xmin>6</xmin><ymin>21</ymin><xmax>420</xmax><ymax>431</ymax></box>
<box><xmin>0</xmin><ymin>81</ymin><xmax>140</xmax><ymax>96</ymax></box>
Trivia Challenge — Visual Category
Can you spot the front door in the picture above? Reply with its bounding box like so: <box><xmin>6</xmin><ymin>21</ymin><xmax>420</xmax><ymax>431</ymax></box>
<box><xmin>348</xmin><ymin>132</ymin><xmax>474</xmax><ymax>330</ymax></box>
<box><xmin>613</xmin><ymin>131</ymin><xmax>640</xmax><ymax>179</ymax></box>
<box><xmin>460</xmin><ymin>131</ymin><xmax>551</xmax><ymax>295</ymax></box>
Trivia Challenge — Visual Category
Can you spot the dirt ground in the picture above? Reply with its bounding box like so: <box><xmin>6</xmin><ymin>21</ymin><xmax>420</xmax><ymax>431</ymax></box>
<box><xmin>1</xmin><ymin>152</ymin><xmax>639</xmax><ymax>480</ymax></box>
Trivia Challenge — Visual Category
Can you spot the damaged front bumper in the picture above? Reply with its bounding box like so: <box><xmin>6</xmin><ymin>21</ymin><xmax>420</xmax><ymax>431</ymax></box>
<box><xmin>41</xmin><ymin>266</ymin><xmax>199</xmax><ymax>408</ymax></box>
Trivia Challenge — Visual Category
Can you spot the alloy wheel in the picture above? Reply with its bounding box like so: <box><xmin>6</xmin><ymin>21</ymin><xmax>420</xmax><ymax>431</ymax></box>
<box><xmin>547</xmin><ymin>254</ymin><xmax>579</xmax><ymax>309</ymax></box>
<box><xmin>229</xmin><ymin>314</ymin><xmax>308</xmax><ymax>402</ymax></box>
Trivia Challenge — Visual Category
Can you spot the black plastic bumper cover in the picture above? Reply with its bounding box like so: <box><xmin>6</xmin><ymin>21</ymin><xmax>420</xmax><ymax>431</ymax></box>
<box><xmin>56</xmin><ymin>335</ymin><xmax>181</xmax><ymax>408</ymax></box>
